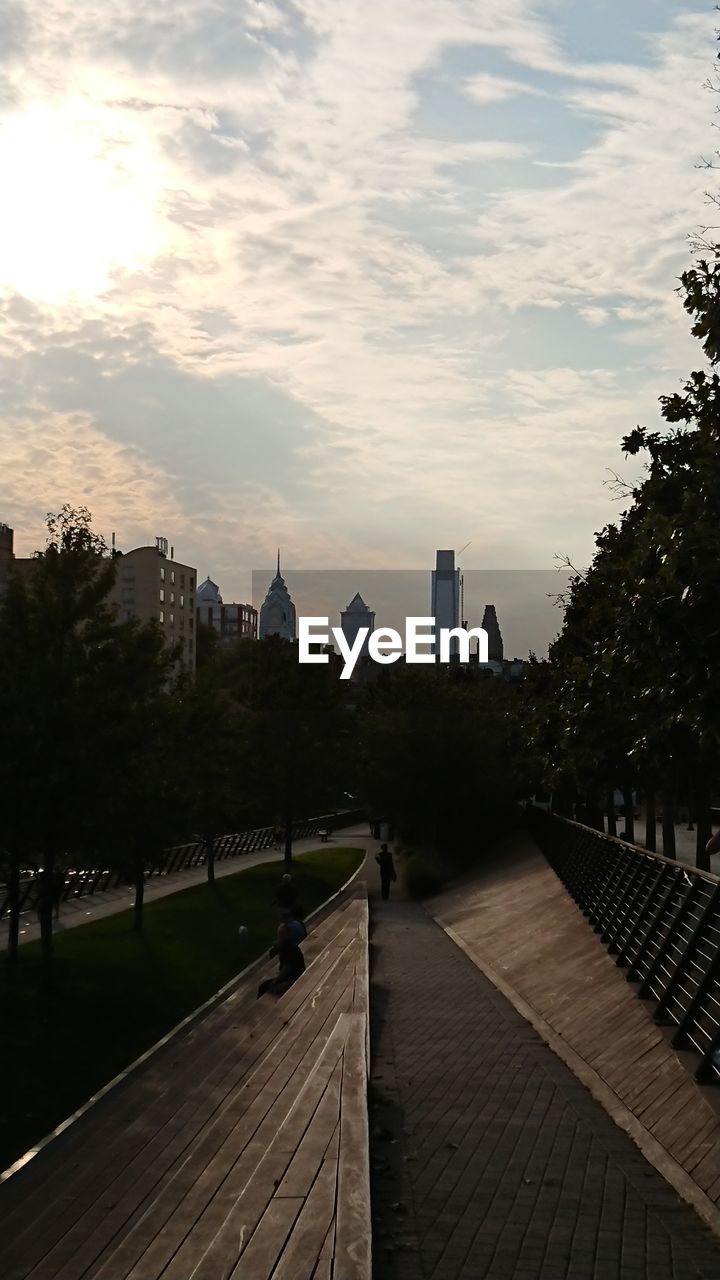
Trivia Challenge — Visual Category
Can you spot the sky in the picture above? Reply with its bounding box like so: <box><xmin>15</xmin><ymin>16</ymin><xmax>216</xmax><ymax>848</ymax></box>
<box><xmin>1</xmin><ymin>0</ymin><xmax>718</xmax><ymax>636</ymax></box>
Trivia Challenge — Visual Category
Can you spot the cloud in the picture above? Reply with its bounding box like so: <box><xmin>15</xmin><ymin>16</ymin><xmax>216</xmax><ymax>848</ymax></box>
<box><xmin>0</xmin><ymin>2</ymin><xmax>717</xmax><ymax>599</ymax></box>
<box><xmin>463</xmin><ymin>73</ymin><xmax>545</xmax><ymax>105</ymax></box>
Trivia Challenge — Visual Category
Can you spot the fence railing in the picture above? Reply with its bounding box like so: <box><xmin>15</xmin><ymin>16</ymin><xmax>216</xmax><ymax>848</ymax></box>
<box><xmin>0</xmin><ymin>808</ymin><xmax>367</xmax><ymax>922</ymax></box>
<box><xmin>528</xmin><ymin>807</ymin><xmax>720</xmax><ymax>1085</ymax></box>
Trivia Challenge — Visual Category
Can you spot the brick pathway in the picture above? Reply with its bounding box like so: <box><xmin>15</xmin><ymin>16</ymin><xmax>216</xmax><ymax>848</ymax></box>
<box><xmin>368</xmin><ymin>896</ymin><xmax>720</xmax><ymax>1280</ymax></box>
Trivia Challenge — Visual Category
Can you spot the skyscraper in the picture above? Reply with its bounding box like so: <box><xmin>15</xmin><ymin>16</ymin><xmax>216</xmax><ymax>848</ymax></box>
<box><xmin>259</xmin><ymin>550</ymin><xmax>296</xmax><ymax>641</ymax></box>
<box><xmin>481</xmin><ymin>604</ymin><xmax>503</xmax><ymax>662</ymax></box>
<box><xmin>431</xmin><ymin>549</ymin><xmax>460</xmax><ymax>658</ymax></box>
<box><xmin>340</xmin><ymin>592</ymin><xmax>375</xmax><ymax>660</ymax></box>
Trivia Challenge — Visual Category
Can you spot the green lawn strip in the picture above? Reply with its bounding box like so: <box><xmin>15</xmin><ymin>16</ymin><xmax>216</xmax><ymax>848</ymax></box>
<box><xmin>0</xmin><ymin>846</ymin><xmax>364</xmax><ymax>1172</ymax></box>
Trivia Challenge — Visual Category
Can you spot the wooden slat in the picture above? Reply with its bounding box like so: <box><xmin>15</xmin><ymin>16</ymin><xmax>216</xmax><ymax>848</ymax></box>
<box><xmin>274</xmin><ymin>1068</ymin><xmax>342</xmax><ymax>1199</ymax></box>
<box><xmin>95</xmin><ymin>980</ymin><xmax>356</xmax><ymax>1280</ymax></box>
<box><xmin>333</xmin><ymin>1015</ymin><xmax>371</xmax><ymax>1280</ymax></box>
<box><xmin>228</xmin><ymin>1198</ymin><xmax>302</xmax><ymax>1280</ymax></box>
<box><xmin>270</xmin><ymin>1127</ymin><xmax>339</xmax><ymax>1279</ymax></box>
<box><xmin>20</xmin><ymin>935</ymin><xmax>363</xmax><ymax>1280</ymax></box>
<box><xmin>1</xmin><ymin>890</ymin><xmax>371</xmax><ymax>1280</ymax></box>
<box><xmin>174</xmin><ymin>1024</ymin><xmax>351</xmax><ymax>1280</ymax></box>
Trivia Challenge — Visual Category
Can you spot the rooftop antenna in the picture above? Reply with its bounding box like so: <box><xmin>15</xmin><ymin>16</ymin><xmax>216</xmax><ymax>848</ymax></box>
<box><xmin>277</xmin><ymin>547</ymin><xmax>280</xmax><ymax>576</ymax></box>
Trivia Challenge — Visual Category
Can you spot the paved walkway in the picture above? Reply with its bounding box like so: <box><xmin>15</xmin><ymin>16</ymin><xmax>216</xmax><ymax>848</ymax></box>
<box><xmin>0</xmin><ymin>827</ymin><xmax>369</xmax><ymax>948</ymax></box>
<box><xmin>367</xmin><ymin>867</ymin><xmax>720</xmax><ymax>1279</ymax></box>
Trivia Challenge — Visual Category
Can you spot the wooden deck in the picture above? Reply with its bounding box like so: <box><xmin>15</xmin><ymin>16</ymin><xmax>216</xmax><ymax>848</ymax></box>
<box><xmin>0</xmin><ymin>889</ymin><xmax>370</xmax><ymax>1280</ymax></box>
<box><xmin>429</xmin><ymin>830</ymin><xmax>720</xmax><ymax>1237</ymax></box>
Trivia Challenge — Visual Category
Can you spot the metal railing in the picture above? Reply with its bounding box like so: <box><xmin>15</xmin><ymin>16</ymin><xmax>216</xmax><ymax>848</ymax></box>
<box><xmin>0</xmin><ymin>808</ymin><xmax>366</xmax><ymax>922</ymax></box>
<box><xmin>528</xmin><ymin>808</ymin><xmax>720</xmax><ymax>1085</ymax></box>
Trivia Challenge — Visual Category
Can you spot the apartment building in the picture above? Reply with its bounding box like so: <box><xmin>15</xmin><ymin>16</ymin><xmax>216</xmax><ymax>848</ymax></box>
<box><xmin>196</xmin><ymin>575</ymin><xmax>257</xmax><ymax>647</ymax></box>
<box><xmin>109</xmin><ymin>536</ymin><xmax>197</xmax><ymax>671</ymax></box>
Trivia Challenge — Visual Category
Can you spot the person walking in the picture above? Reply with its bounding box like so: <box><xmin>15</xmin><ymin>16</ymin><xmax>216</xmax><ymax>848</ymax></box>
<box><xmin>376</xmin><ymin>843</ymin><xmax>397</xmax><ymax>901</ymax></box>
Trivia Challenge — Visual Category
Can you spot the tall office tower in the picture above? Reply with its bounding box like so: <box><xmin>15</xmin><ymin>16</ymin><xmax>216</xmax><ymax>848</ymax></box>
<box><xmin>340</xmin><ymin>592</ymin><xmax>375</xmax><ymax>660</ymax></box>
<box><xmin>431</xmin><ymin>549</ymin><xmax>460</xmax><ymax>658</ymax></box>
<box><xmin>481</xmin><ymin>604</ymin><xmax>503</xmax><ymax>662</ymax></box>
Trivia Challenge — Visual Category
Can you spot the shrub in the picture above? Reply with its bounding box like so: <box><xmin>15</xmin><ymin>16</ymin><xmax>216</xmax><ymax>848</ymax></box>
<box><xmin>404</xmin><ymin>852</ymin><xmax>446</xmax><ymax>899</ymax></box>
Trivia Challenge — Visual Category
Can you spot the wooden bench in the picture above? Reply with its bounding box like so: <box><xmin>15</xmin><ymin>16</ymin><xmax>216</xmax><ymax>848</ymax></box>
<box><xmin>0</xmin><ymin>888</ymin><xmax>371</xmax><ymax>1280</ymax></box>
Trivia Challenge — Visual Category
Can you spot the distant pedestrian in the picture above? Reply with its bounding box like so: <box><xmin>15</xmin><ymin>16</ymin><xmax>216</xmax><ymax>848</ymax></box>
<box><xmin>257</xmin><ymin>923</ymin><xmax>305</xmax><ymax>998</ymax></box>
<box><xmin>376</xmin><ymin>843</ymin><xmax>396</xmax><ymax>901</ymax></box>
<box><xmin>275</xmin><ymin>872</ymin><xmax>297</xmax><ymax>920</ymax></box>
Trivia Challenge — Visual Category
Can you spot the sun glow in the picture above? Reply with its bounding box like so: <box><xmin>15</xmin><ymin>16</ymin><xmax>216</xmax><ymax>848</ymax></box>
<box><xmin>0</xmin><ymin>101</ymin><xmax>166</xmax><ymax>303</ymax></box>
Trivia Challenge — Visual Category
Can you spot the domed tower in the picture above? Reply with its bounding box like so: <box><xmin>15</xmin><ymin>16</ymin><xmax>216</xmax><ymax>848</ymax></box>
<box><xmin>259</xmin><ymin>550</ymin><xmax>296</xmax><ymax>641</ymax></box>
<box><xmin>196</xmin><ymin>576</ymin><xmax>222</xmax><ymax>605</ymax></box>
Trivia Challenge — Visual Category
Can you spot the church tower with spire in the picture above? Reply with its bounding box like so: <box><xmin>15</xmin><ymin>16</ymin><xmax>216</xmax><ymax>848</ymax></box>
<box><xmin>259</xmin><ymin>550</ymin><xmax>297</xmax><ymax>641</ymax></box>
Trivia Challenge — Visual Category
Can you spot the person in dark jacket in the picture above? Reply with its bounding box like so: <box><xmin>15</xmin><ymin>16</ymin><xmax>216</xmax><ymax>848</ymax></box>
<box><xmin>376</xmin><ymin>843</ymin><xmax>397</xmax><ymax>900</ymax></box>
<box><xmin>257</xmin><ymin>923</ymin><xmax>305</xmax><ymax>998</ymax></box>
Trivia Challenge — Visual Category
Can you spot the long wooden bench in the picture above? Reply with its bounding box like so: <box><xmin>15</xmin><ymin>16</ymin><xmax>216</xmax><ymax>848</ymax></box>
<box><xmin>1</xmin><ymin>888</ymin><xmax>371</xmax><ymax>1280</ymax></box>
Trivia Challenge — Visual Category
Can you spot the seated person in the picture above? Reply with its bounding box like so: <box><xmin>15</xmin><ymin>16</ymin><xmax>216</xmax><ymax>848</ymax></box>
<box><xmin>257</xmin><ymin>923</ymin><xmax>305</xmax><ymax>998</ymax></box>
<box><xmin>286</xmin><ymin>905</ymin><xmax>307</xmax><ymax>944</ymax></box>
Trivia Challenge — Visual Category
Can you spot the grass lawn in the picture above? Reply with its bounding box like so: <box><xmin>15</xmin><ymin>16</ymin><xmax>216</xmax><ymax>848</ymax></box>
<box><xmin>0</xmin><ymin>846</ymin><xmax>364</xmax><ymax>1172</ymax></box>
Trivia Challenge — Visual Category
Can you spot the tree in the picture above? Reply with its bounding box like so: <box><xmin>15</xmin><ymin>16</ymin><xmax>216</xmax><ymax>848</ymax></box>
<box><xmin>174</xmin><ymin>663</ymin><xmax>249</xmax><ymax>886</ymax></box>
<box><xmin>358</xmin><ymin>665</ymin><xmax>521</xmax><ymax>865</ymax></box>
<box><xmin>0</xmin><ymin>507</ymin><xmax>180</xmax><ymax>962</ymax></box>
<box><xmin>225</xmin><ymin>637</ymin><xmax>351</xmax><ymax>864</ymax></box>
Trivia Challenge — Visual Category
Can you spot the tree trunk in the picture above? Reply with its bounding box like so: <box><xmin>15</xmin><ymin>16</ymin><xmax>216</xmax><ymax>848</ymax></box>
<box><xmin>644</xmin><ymin>790</ymin><xmax>656</xmax><ymax>853</ymax></box>
<box><xmin>622</xmin><ymin>786</ymin><xmax>635</xmax><ymax>844</ymax></box>
<box><xmin>606</xmin><ymin>789</ymin><xmax>617</xmax><ymax>838</ymax></box>
<box><xmin>39</xmin><ymin>858</ymin><xmax>55</xmax><ymax>974</ymax></box>
<box><xmin>695</xmin><ymin>775</ymin><xmax>712</xmax><ymax>872</ymax></box>
<box><xmin>133</xmin><ymin>858</ymin><xmax>145</xmax><ymax>933</ymax></box>
<box><xmin>662</xmin><ymin>794</ymin><xmax>676</xmax><ymax>860</ymax></box>
<box><xmin>5</xmin><ymin>852</ymin><xmax>20</xmax><ymax>966</ymax></box>
<box><xmin>206</xmin><ymin>834</ymin><xmax>216</xmax><ymax>886</ymax></box>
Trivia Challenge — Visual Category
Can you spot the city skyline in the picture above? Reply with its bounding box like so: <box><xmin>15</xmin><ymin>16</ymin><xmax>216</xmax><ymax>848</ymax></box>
<box><xmin>1</xmin><ymin>3</ymin><xmax>716</xmax><ymax>596</ymax></box>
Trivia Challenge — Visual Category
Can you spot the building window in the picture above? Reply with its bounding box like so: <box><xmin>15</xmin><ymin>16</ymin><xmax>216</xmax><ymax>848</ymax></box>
<box><xmin>159</xmin><ymin>609</ymin><xmax>165</xmax><ymax>624</ymax></box>
<box><xmin>179</xmin><ymin>615</ymin><xmax>185</xmax><ymax>629</ymax></box>
<box><xmin>121</xmin><ymin>588</ymin><xmax>134</xmax><ymax>603</ymax></box>
<box><xmin>170</xmin><ymin>591</ymin><xmax>175</xmax><ymax>605</ymax></box>
<box><xmin>189</xmin><ymin>617</ymin><xmax>194</xmax><ymax>632</ymax></box>
<box><xmin>180</xmin><ymin>574</ymin><xmax>185</xmax><ymax>587</ymax></box>
<box><xmin>160</xmin><ymin>588</ymin><xmax>165</xmax><ymax>603</ymax></box>
<box><xmin>160</xmin><ymin>567</ymin><xmax>165</xmax><ymax>582</ymax></box>
<box><xmin>188</xmin><ymin>640</ymin><xmax>193</xmax><ymax>655</ymax></box>
<box><xmin>122</xmin><ymin>571</ymin><xmax>135</xmax><ymax>583</ymax></box>
<box><xmin>171</xmin><ymin>570</ymin><xmax>175</xmax><ymax>585</ymax></box>
<box><xmin>189</xmin><ymin>596</ymin><xmax>194</xmax><ymax>610</ymax></box>
<box><xmin>170</xmin><ymin>612</ymin><xmax>175</xmax><ymax>626</ymax></box>
<box><xmin>180</xmin><ymin>594</ymin><xmax>184</xmax><ymax>608</ymax></box>
<box><xmin>190</xmin><ymin>576</ymin><xmax>195</xmax><ymax>590</ymax></box>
